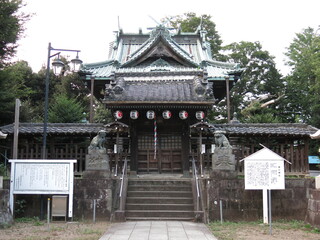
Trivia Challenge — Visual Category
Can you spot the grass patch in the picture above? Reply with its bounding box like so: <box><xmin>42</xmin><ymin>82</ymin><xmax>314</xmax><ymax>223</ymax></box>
<box><xmin>81</xmin><ymin>228</ymin><xmax>103</xmax><ymax>235</ymax></box>
<box><xmin>208</xmin><ymin>220</ymin><xmax>320</xmax><ymax>240</ymax></box>
<box><xmin>15</xmin><ymin>216</ymin><xmax>44</xmax><ymax>226</ymax></box>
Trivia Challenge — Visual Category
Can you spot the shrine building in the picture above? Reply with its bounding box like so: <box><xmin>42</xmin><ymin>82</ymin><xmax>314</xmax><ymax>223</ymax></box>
<box><xmin>80</xmin><ymin>25</ymin><xmax>243</xmax><ymax>175</ymax></box>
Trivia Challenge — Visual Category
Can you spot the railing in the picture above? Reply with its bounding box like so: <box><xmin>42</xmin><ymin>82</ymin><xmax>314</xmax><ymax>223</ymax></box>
<box><xmin>119</xmin><ymin>157</ymin><xmax>128</xmax><ymax>211</ymax></box>
<box><xmin>192</xmin><ymin>158</ymin><xmax>201</xmax><ymax>212</ymax></box>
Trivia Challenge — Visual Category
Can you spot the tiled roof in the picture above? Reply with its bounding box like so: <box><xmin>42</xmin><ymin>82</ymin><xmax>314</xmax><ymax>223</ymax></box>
<box><xmin>0</xmin><ymin>123</ymin><xmax>105</xmax><ymax>135</ymax></box>
<box><xmin>105</xmin><ymin>80</ymin><xmax>212</xmax><ymax>103</ymax></box>
<box><xmin>80</xmin><ymin>26</ymin><xmax>243</xmax><ymax>81</ymax></box>
<box><xmin>121</xmin><ymin>26</ymin><xmax>198</xmax><ymax>68</ymax></box>
<box><xmin>205</xmin><ymin>123</ymin><xmax>319</xmax><ymax>137</ymax></box>
<box><xmin>0</xmin><ymin>123</ymin><xmax>318</xmax><ymax>138</ymax></box>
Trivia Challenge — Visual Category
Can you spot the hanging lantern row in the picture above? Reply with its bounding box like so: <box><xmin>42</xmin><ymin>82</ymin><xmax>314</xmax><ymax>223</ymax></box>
<box><xmin>113</xmin><ymin>110</ymin><xmax>205</xmax><ymax>120</ymax></box>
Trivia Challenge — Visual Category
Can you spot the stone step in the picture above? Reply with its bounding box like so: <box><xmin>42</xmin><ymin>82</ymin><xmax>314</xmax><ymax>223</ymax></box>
<box><xmin>125</xmin><ymin>217</ymin><xmax>194</xmax><ymax>221</ymax></box>
<box><xmin>127</xmin><ymin>191</ymin><xmax>192</xmax><ymax>198</ymax></box>
<box><xmin>126</xmin><ymin>197</ymin><xmax>193</xmax><ymax>204</ymax></box>
<box><xmin>128</xmin><ymin>179</ymin><xmax>191</xmax><ymax>186</ymax></box>
<box><xmin>126</xmin><ymin>210</ymin><xmax>194</xmax><ymax>218</ymax></box>
<box><xmin>126</xmin><ymin>203</ymin><xmax>194</xmax><ymax>211</ymax></box>
<box><xmin>127</xmin><ymin>185</ymin><xmax>192</xmax><ymax>192</ymax></box>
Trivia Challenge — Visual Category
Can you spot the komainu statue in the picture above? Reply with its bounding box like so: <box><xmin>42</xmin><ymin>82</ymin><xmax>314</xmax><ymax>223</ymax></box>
<box><xmin>212</xmin><ymin>130</ymin><xmax>235</xmax><ymax>172</ymax></box>
<box><xmin>214</xmin><ymin>130</ymin><xmax>231</xmax><ymax>149</ymax></box>
<box><xmin>86</xmin><ymin>130</ymin><xmax>110</xmax><ymax>173</ymax></box>
<box><xmin>88</xmin><ymin>130</ymin><xmax>107</xmax><ymax>152</ymax></box>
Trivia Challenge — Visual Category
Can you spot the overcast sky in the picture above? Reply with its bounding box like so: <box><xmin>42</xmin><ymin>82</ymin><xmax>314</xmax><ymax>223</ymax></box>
<box><xmin>15</xmin><ymin>0</ymin><xmax>320</xmax><ymax>76</ymax></box>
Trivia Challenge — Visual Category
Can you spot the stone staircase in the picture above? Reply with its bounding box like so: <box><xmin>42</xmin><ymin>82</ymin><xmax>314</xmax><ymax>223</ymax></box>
<box><xmin>125</xmin><ymin>178</ymin><xmax>195</xmax><ymax>221</ymax></box>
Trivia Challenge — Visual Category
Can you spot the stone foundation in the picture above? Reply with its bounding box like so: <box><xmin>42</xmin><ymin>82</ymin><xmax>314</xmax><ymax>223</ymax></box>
<box><xmin>207</xmin><ymin>178</ymin><xmax>314</xmax><ymax>221</ymax></box>
<box><xmin>0</xmin><ymin>189</ymin><xmax>13</xmax><ymax>227</ymax></box>
<box><xmin>306</xmin><ymin>189</ymin><xmax>320</xmax><ymax>228</ymax></box>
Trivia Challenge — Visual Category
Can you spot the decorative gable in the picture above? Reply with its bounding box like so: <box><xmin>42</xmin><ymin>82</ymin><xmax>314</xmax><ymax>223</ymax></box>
<box><xmin>121</xmin><ymin>25</ymin><xmax>199</xmax><ymax>68</ymax></box>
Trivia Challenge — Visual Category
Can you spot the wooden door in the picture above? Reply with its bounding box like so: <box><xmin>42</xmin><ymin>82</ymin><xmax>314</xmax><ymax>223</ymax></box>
<box><xmin>137</xmin><ymin>133</ymin><xmax>182</xmax><ymax>173</ymax></box>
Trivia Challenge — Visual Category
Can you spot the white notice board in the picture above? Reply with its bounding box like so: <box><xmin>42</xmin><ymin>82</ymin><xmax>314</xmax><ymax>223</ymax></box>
<box><xmin>13</xmin><ymin>163</ymin><xmax>70</xmax><ymax>193</ymax></box>
<box><xmin>244</xmin><ymin>159</ymin><xmax>285</xmax><ymax>190</ymax></box>
<box><xmin>9</xmin><ymin>159</ymin><xmax>76</xmax><ymax>218</ymax></box>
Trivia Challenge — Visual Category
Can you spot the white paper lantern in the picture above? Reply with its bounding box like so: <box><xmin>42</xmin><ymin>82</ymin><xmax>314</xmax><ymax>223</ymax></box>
<box><xmin>162</xmin><ymin>110</ymin><xmax>172</xmax><ymax>119</ymax></box>
<box><xmin>114</xmin><ymin>110</ymin><xmax>123</xmax><ymax>119</ymax></box>
<box><xmin>179</xmin><ymin>110</ymin><xmax>188</xmax><ymax>119</ymax></box>
<box><xmin>130</xmin><ymin>110</ymin><xmax>139</xmax><ymax>119</ymax></box>
<box><xmin>196</xmin><ymin>111</ymin><xmax>205</xmax><ymax>120</ymax></box>
<box><xmin>146</xmin><ymin>110</ymin><xmax>155</xmax><ymax>119</ymax></box>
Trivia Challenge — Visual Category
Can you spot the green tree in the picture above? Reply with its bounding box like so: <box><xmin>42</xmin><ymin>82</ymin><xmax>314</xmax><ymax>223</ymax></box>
<box><xmin>223</xmin><ymin>41</ymin><xmax>284</xmax><ymax>123</ymax></box>
<box><xmin>0</xmin><ymin>0</ymin><xmax>30</xmax><ymax>67</ymax></box>
<box><xmin>48</xmin><ymin>94</ymin><xmax>85</xmax><ymax>123</ymax></box>
<box><xmin>283</xmin><ymin>27</ymin><xmax>320</xmax><ymax>127</ymax></box>
<box><xmin>94</xmin><ymin>102</ymin><xmax>112</xmax><ymax>124</ymax></box>
<box><xmin>0</xmin><ymin>60</ymin><xmax>35</xmax><ymax>124</ymax></box>
<box><xmin>164</xmin><ymin>12</ymin><xmax>222</xmax><ymax>59</ymax></box>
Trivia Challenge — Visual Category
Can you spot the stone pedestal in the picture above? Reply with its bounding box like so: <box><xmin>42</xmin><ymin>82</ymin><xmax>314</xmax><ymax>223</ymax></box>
<box><xmin>212</xmin><ymin>147</ymin><xmax>235</xmax><ymax>171</ymax></box>
<box><xmin>84</xmin><ymin>148</ymin><xmax>110</xmax><ymax>178</ymax></box>
<box><xmin>211</xmin><ymin>147</ymin><xmax>236</xmax><ymax>179</ymax></box>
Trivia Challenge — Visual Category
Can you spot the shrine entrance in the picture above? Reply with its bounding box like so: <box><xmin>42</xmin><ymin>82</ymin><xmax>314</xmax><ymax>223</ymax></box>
<box><xmin>135</xmin><ymin>115</ymin><xmax>184</xmax><ymax>173</ymax></box>
<box><xmin>137</xmin><ymin>133</ymin><xmax>182</xmax><ymax>173</ymax></box>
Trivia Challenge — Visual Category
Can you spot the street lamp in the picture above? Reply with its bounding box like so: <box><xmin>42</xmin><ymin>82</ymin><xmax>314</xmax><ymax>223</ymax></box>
<box><xmin>42</xmin><ymin>42</ymin><xmax>82</xmax><ymax>159</ymax></box>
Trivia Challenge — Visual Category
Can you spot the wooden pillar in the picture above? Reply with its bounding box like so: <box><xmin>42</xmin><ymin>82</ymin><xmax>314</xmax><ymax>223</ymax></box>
<box><xmin>130</xmin><ymin>120</ymin><xmax>138</xmax><ymax>174</ymax></box>
<box><xmin>181</xmin><ymin>121</ymin><xmax>190</xmax><ymax>176</ymax></box>
<box><xmin>304</xmin><ymin>138</ymin><xmax>309</xmax><ymax>173</ymax></box>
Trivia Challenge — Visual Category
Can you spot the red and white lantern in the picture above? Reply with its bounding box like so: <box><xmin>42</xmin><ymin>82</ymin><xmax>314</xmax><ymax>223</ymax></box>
<box><xmin>114</xmin><ymin>110</ymin><xmax>123</xmax><ymax>120</ymax></box>
<box><xmin>162</xmin><ymin>110</ymin><xmax>172</xmax><ymax>119</ymax></box>
<box><xmin>196</xmin><ymin>111</ymin><xmax>205</xmax><ymax>120</ymax></box>
<box><xmin>130</xmin><ymin>110</ymin><xmax>139</xmax><ymax>119</ymax></box>
<box><xmin>146</xmin><ymin>110</ymin><xmax>155</xmax><ymax>119</ymax></box>
<box><xmin>179</xmin><ymin>110</ymin><xmax>188</xmax><ymax>120</ymax></box>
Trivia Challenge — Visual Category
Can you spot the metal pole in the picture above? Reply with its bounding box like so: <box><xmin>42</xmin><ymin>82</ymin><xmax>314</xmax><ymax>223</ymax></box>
<box><xmin>47</xmin><ymin>198</ymin><xmax>51</xmax><ymax>229</ymax></box>
<box><xmin>13</xmin><ymin>99</ymin><xmax>21</xmax><ymax>159</ymax></box>
<box><xmin>220</xmin><ymin>200</ymin><xmax>223</xmax><ymax>223</ymax></box>
<box><xmin>93</xmin><ymin>199</ymin><xmax>96</xmax><ymax>223</ymax></box>
<box><xmin>225</xmin><ymin>76</ymin><xmax>230</xmax><ymax>123</ymax></box>
<box><xmin>42</xmin><ymin>43</ymin><xmax>52</xmax><ymax>159</ymax></box>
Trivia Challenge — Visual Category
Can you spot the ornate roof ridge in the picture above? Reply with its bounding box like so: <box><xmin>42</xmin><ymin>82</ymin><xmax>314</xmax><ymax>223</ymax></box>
<box><xmin>116</xmin><ymin>66</ymin><xmax>202</xmax><ymax>74</ymax></box>
<box><xmin>121</xmin><ymin>25</ymin><xmax>198</xmax><ymax>67</ymax></box>
<box><xmin>203</xmin><ymin>60</ymin><xmax>241</xmax><ymax>69</ymax></box>
<box><xmin>83</xmin><ymin>60</ymin><xmax>115</xmax><ymax>69</ymax></box>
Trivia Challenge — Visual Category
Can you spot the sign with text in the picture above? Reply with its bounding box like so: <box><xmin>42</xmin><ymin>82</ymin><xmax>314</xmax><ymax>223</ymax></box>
<box><xmin>244</xmin><ymin>159</ymin><xmax>285</xmax><ymax>190</ymax></box>
<box><xmin>9</xmin><ymin>159</ymin><xmax>76</xmax><ymax>217</ymax></box>
<box><xmin>242</xmin><ymin>147</ymin><xmax>288</xmax><ymax>190</ymax></box>
<box><xmin>13</xmin><ymin>162</ymin><xmax>70</xmax><ymax>193</ymax></box>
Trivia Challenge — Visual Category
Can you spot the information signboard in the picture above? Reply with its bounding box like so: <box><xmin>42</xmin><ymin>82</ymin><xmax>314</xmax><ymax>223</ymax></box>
<box><xmin>241</xmin><ymin>146</ymin><xmax>290</xmax><ymax>226</ymax></box>
<box><xmin>9</xmin><ymin>159</ymin><xmax>76</xmax><ymax>218</ymax></box>
<box><xmin>244</xmin><ymin>159</ymin><xmax>285</xmax><ymax>190</ymax></box>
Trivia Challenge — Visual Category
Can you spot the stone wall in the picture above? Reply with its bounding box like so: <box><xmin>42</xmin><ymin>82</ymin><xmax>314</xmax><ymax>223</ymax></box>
<box><xmin>2</xmin><ymin>178</ymin><xmax>116</xmax><ymax>221</ymax></box>
<box><xmin>0</xmin><ymin>189</ymin><xmax>13</xmax><ymax>227</ymax></box>
<box><xmin>305</xmin><ymin>189</ymin><xmax>320</xmax><ymax>228</ymax></box>
<box><xmin>206</xmin><ymin>178</ymin><xmax>315</xmax><ymax>222</ymax></box>
<box><xmin>1</xmin><ymin>177</ymin><xmax>316</xmax><ymax>222</ymax></box>
<box><xmin>73</xmin><ymin>177</ymin><xmax>114</xmax><ymax>220</ymax></box>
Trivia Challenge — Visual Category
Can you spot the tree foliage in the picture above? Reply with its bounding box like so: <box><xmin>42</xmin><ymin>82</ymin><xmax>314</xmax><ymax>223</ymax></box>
<box><xmin>48</xmin><ymin>94</ymin><xmax>85</xmax><ymax>123</ymax></box>
<box><xmin>223</xmin><ymin>41</ymin><xmax>284</xmax><ymax>122</ymax></box>
<box><xmin>283</xmin><ymin>27</ymin><xmax>320</xmax><ymax>127</ymax></box>
<box><xmin>164</xmin><ymin>12</ymin><xmax>222</xmax><ymax>58</ymax></box>
<box><xmin>0</xmin><ymin>0</ymin><xmax>30</xmax><ymax>67</ymax></box>
<box><xmin>0</xmin><ymin>60</ymin><xmax>34</xmax><ymax>124</ymax></box>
